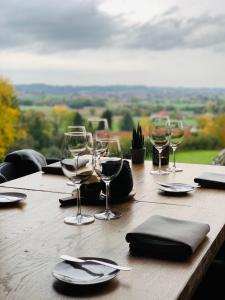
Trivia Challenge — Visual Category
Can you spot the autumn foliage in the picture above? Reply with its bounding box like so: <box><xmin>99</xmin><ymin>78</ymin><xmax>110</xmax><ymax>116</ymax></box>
<box><xmin>0</xmin><ymin>78</ymin><xmax>23</xmax><ymax>159</ymax></box>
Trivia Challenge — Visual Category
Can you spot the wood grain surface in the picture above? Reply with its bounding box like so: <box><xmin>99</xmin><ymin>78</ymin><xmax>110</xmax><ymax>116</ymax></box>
<box><xmin>1</xmin><ymin>161</ymin><xmax>225</xmax><ymax>299</ymax></box>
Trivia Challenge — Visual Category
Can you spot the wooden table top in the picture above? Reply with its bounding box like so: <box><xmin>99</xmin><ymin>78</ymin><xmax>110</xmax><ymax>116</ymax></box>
<box><xmin>1</xmin><ymin>161</ymin><xmax>225</xmax><ymax>300</ymax></box>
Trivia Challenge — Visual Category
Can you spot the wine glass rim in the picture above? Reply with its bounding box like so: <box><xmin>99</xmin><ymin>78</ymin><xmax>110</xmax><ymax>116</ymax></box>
<box><xmin>64</xmin><ymin>131</ymin><xmax>92</xmax><ymax>136</ymax></box>
<box><xmin>67</xmin><ymin>125</ymin><xmax>86</xmax><ymax>129</ymax></box>
<box><xmin>97</xmin><ymin>137</ymin><xmax>119</xmax><ymax>142</ymax></box>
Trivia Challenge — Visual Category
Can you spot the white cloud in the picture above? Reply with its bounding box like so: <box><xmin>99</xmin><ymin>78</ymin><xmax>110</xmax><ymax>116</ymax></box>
<box><xmin>1</xmin><ymin>0</ymin><xmax>225</xmax><ymax>86</ymax></box>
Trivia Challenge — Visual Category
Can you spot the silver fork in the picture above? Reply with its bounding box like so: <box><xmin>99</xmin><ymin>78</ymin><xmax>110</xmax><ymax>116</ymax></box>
<box><xmin>60</xmin><ymin>255</ymin><xmax>132</xmax><ymax>271</ymax></box>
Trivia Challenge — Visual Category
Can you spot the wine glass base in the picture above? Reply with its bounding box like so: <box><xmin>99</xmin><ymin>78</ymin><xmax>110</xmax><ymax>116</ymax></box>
<box><xmin>64</xmin><ymin>214</ymin><xmax>95</xmax><ymax>225</ymax></box>
<box><xmin>94</xmin><ymin>210</ymin><xmax>121</xmax><ymax>220</ymax></box>
<box><xmin>150</xmin><ymin>169</ymin><xmax>170</xmax><ymax>175</ymax></box>
<box><xmin>167</xmin><ymin>168</ymin><xmax>183</xmax><ymax>173</ymax></box>
<box><xmin>66</xmin><ymin>180</ymin><xmax>74</xmax><ymax>186</ymax></box>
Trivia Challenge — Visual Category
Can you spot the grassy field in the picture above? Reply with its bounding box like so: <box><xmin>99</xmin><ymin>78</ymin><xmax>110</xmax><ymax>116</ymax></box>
<box><xmin>175</xmin><ymin>150</ymin><xmax>218</xmax><ymax>164</ymax></box>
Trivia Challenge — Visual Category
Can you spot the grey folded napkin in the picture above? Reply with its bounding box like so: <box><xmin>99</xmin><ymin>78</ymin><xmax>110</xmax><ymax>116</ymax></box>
<box><xmin>126</xmin><ymin>215</ymin><xmax>210</xmax><ymax>261</ymax></box>
<box><xmin>194</xmin><ymin>172</ymin><xmax>225</xmax><ymax>189</ymax></box>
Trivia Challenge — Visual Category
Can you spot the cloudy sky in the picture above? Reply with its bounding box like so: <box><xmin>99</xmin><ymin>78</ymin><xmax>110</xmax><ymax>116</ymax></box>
<box><xmin>1</xmin><ymin>0</ymin><xmax>225</xmax><ymax>87</ymax></box>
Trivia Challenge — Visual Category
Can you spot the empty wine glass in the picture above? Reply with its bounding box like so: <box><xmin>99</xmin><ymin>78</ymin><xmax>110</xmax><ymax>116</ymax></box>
<box><xmin>61</xmin><ymin>132</ymin><xmax>94</xmax><ymax>225</ymax></box>
<box><xmin>87</xmin><ymin>118</ymin><xmax>109</xmax><ymax>141</ymax></box>
<box><xmin>66</xmin><ymin>126</ymin><xmax>86</xmax><ymax>186</ymax></box>
<box><xmin>67</xmin><ymin>126</ymin><xmax>86</xmax><ymax>133</ymax></box>
<box><xmin>150</xmin><ymin>117</ymin><xmax>171</xmax><ymax>175</ymax></box>
<box><xmin>167</xmin><ymin>120</ymin><xmax>184</xmax><ymax>173</ymax></box>
<box><xmin>94</xmin><ymin>138</ymin><xmax>123</xmax><ymax>220</ymax></box>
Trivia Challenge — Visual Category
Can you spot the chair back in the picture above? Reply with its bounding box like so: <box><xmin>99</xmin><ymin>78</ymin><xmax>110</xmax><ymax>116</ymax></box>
<box><xmin>0</xmin><ymin>162</ymin><xmax>18</xmax><ymax>183</ymax></box>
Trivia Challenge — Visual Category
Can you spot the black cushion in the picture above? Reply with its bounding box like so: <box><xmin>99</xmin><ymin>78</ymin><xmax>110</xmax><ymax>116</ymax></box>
<box><xmin>5</xmin><ymin>149</ymin><xmax>47</xmax><ymax>177</ymax></box>
<box><xmin>0</xmin><ymin>161</ymin><xmax>18</xmax><ymax>183</ymax></box>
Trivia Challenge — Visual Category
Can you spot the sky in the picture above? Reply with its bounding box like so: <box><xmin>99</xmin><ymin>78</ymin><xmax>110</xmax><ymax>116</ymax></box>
<box><xmin>1</xmin><ymin>0</ymin><xmax>225</xmax><ymax>87</ymax></box>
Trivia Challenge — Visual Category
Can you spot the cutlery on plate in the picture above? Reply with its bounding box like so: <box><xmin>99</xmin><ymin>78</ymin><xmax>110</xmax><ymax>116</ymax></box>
<box><xmin>60</xmin><ymin>255</ymin><xmax>132</xmax><ymax>271</ymax></box>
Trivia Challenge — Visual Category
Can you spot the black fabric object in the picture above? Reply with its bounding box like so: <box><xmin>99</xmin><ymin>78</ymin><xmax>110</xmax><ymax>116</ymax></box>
<box><xmin>0</xmin><ymin>162</ymin><xmax>18</xmax><ymax>183</ymax></box>
<box><xmin>5</xmin><ymin>149</ymin><xmax>47</xmax><ymax>177</ymax></box>
<box><xmin>193</xmin><ymin>260</ymin><xmax>225</xmax><ymax>299</ymax></box>
<box><xmin>125</xmin><ymin>215</ymin><xmax>210</xmax><ymax>261</ymax></box>
<box><xmin>59</xmin><ymin>182</ymin><xmax>102</xmax><ymax>206</ymax></box>
<box><xmin>42</xmin><ymin>157</ymin><xmax>89</xmax><ymax>176</ymax></box>
<box><xmin>46</xmin><ymin>157</ymin><xmax>60</xmax><ymax>165</ymax></box>
<box><xmin>59</xmin><ymin>160</ymin><xmax>133</xmax><ymax>206</ymax></box>
<box><xmin>42</xmin><ymin>166</ymin><xmax>64</xmax><ymax>175</ymax></box>
<box><xmin>101</xmin><ymin>160</ymin><xmax>133</xmax><ymax>200</ymax></box>
<box><xmin>194</xmin><ymin>172</ymin><xmax>225</xmax><ymax>189</ymax></box>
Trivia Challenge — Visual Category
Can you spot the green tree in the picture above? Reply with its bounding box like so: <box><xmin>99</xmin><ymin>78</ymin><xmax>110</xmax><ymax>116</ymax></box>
<box><xmin>17</xmin><ymin>110</ymin><xmax>53</xmax><ymax>151</ymax></box>
<box><xmin>120</xmin><ymin>111</ymin><xmax>134</xmax><ymax>131</ymax></box>
<box><xmin>101</xmin><ymin>109</ymin><xmax>113</xmax><ymax>129</ymax></box>
<box><xmin>72</xmin><ymin>111</ymin><xmax>84</xmax><ymax>125</ymax></box>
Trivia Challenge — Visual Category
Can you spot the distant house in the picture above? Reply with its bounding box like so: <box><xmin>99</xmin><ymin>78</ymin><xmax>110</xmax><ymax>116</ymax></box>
<box><xmin>150</xmin><ymin>111</ymin><xmax>170</xmax><ymax>120</ymax></box>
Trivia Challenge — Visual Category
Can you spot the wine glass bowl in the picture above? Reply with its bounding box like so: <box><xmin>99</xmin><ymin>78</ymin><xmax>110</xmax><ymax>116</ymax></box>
<box><xmin>67</xmin><ymin>125</ymin><xmax>86</xmax><ymax>133</ymax></box>
<box><xmin>149</xmin><ymin>117</ymin><xmax>171</xmax><ymax>175</ymax></box>
<box><xmin>168</xmin><ymin>120</ymin><xmax>184</xmax><ymax>173</ymax></box>
<box><xmin>93</xmin><ymin>138</ymin><xmax>123</xmax><ymax>220</ymax></box>
<box><xmin>61</xmin><ymin>132</ymin><xmax>95</xmax><ymax>225</ymax></box>
<box><xmin>87</xmin><ymin>118</ymin><xmax>109</xmax><ymax>140</ymax></box>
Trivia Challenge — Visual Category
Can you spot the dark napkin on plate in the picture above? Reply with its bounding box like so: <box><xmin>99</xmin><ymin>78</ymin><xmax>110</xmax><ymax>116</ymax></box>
<box><xmin>194</xmin><ymin>172</ymin><xmax>225</xmax><ymax>189</ymax></box>
<box><xmin>125</xmin><ymin>215</ymin><xmax>210</xmax><ymax>261</ymax></box>
<box><xmin>101</xmin><ymin>160</ymin><xmax>133</xmax><ymax>200</ymax></box>
<box><xmin>42</xmin><ymin>157</ymin><xmax>89</xmax><ymax>175</ymax></box>
<box><xmin>59</xmin><ymin>160</ymin><xmax>133</xmax><ymax>206</ymax></box>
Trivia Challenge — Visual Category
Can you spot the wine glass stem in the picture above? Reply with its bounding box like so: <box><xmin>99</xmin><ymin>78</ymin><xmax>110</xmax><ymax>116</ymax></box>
<box><xmin>105</xmin><ymin>181</ymin><xmax>110</xmax><ymax>212</ymax></box>
<box><xmin>158</xmin><ymin>149</ymin><xmax>162</xmax><ymax>170</ymax></box>
<box><xmin>76</xmin><ymin>184</ymin><xmax>82</xmax><ymax>217</ymax></box>
<box><xmin>173</xmin><ymin>147</ymin><xmax>177</xmax><ymax>169</ymax></box>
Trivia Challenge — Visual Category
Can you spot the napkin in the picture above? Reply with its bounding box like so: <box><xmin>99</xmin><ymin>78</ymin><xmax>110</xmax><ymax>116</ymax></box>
<box><xmin>42</xmin><ymin>157</ymin><xmax>89</xmax><ymax>175</ymax></box>
<box><xmin>101</xmin><ymin>160</ymin><xmax>133</xmax><ymax>199</ymax></box>
<box><xmin>194</xmin><ymin>172</ymin><xmax>225</xmax><ymax>189</ymax></box>
<box><xmin>125</xmin><ymin>215</ymin><xmax>210</xmax><ymax>260</ymax></box>
<box><xmin>59</xmin><ymin>181</ymin><xmax>102</xmax><ymax>206</ymax></box>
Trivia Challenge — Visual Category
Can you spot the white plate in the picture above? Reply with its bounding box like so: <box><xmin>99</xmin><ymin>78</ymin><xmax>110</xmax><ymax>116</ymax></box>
<box><xmin>52</xmin><ymin>257</ymin><xmax>119</xmax><ymax>285</ymax></box>
<box><xmin>0</xmin><ymin>192</ymin><xmax>27</xmax><ymax>204</ymax></box>
<box><xmin>159</xmin><ymin>186</ymin><xmax>194</xmax><ymax>194</ymax></box>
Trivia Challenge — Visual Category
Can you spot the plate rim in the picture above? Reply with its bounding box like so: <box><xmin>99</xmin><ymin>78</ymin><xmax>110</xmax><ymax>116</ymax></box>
<box><xmin>0</xmin><ymin>192</ymin><xmax>27</xmax><ymax>203</ymax></box>
<box><xmin>159</xmin><ymin>186</ymin><xmax>194</xmax><ymax>193</ymax></box>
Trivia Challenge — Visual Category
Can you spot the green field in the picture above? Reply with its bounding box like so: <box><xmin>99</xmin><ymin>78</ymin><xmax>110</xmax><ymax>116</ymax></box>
<box><xmin>175</xmin><ymin>150</ymin><xmax>219</xmax><ymax>164</ymax></box>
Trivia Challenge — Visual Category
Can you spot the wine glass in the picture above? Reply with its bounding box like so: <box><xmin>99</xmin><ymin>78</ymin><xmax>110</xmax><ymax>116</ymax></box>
<box><xmin>66</xmin><ymin>126</ymin><xmax>87</xmax><ymax>186</ymax></box>
<box><xmin>149</xmin><ymin>117</ymin><xmax>171</xmax><ymax>175</ymax></box>
<box><xmin>67</xmin><ymin>126</ymin><xmax>86</xmax><ymax>133</ymax></box>
<box><xmin>93</xmin><ymin>138</ymin><xmax>123</xmax><ymax>220</ymax></box>
<box><xmin>61</xmin><ymin>132</ymin><xmax>94</xmax><ymax>225</ymax></box>
<box><xmin>87</xmin><ymin>118</ymin><xmax>109</xmax><ymax>141</ymax></box>
<box><xmin>167</xmin><ymin>120</ymin><xmax>184</xmax><ymax>173</ymax></box>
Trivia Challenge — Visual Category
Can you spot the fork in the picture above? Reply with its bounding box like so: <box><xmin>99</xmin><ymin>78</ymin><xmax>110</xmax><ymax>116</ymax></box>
<box><xmin>60</xmin><ymin>255</ymin><xmax>132</xmax><ymax>271</ymax></box>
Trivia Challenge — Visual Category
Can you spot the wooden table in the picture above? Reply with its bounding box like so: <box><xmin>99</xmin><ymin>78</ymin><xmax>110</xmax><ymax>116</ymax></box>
<box><xmin>1</xmin><ymin>161</ymin><xmax>225</xmax><ymax>300</ymax></box>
